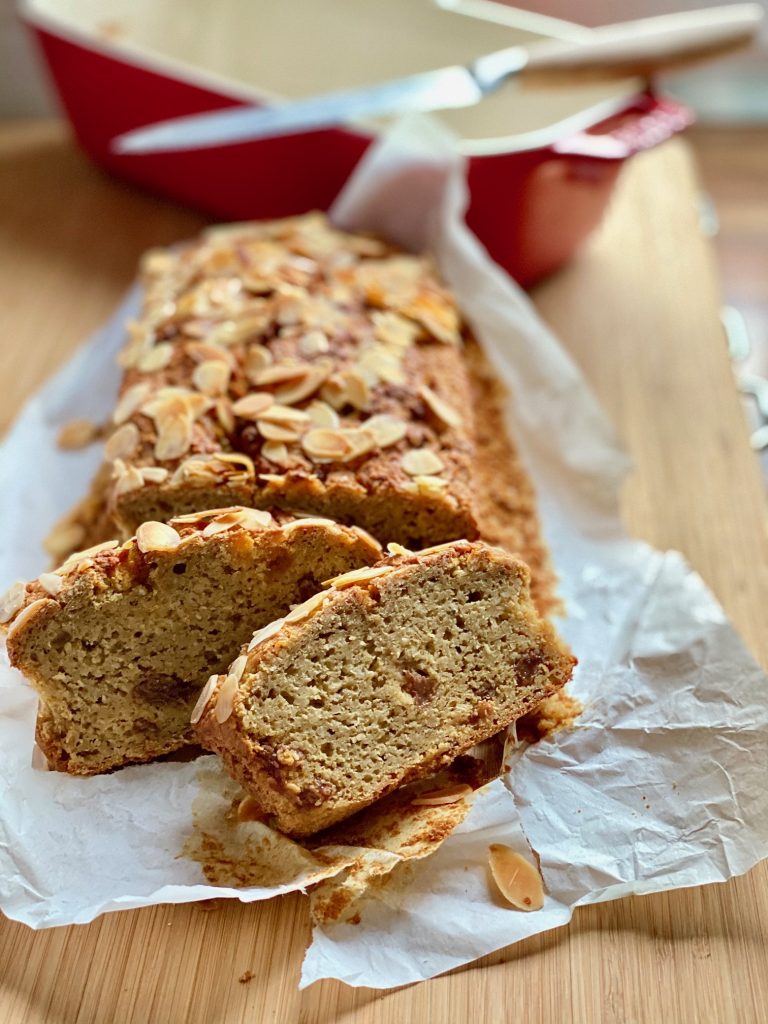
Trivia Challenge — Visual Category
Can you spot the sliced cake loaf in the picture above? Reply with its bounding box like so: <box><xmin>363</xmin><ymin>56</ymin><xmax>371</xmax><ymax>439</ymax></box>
<box><xmin>195</xmin><ymin>540</ymin><xmax>575</xmax><ymax>837</ymax></box>
<box><xmin>98</xmin><ymin>213</ymin><xmax>479</xmax><ymax>547</ymax></box>
<box><xmin>2</xmin><ymin>509</ymin><xmax>381</xmax><ymax>775</ymax></box>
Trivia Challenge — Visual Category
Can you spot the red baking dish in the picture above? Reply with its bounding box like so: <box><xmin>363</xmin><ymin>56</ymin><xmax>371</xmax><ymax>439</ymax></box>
<box><xmin>20</xmin><ymin>0</ymin><xmax>693</xmax><ymax>286</ymax></box>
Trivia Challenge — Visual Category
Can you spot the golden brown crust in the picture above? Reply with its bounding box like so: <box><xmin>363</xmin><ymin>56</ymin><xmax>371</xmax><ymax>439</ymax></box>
<box><xmin>195</xmin><ymin>541</ymin><xmax>575</xmax><ymax>837</ymax></box>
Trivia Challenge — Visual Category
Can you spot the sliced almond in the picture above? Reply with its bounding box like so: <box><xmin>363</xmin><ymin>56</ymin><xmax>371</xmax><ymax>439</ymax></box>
<box><xmin>488</xmin><ymin>845</ymin><xmax>544</xmax><ymax>911</ymax></box>
<box><xmin>338</xmin><ymin>427</ymin><xmax>376</xmax><ymax>462</ymax></box>
<box><xmin>253</xmin><ymin>361</ymin><xmax>308</xmax><ymax>388</ymax></box>
<box><xmin>372</xmin><ymin>310</ymin><xmax>420</xmax><ymax>350</ymax></box>
<box><xmin>358</xmin><ymin>345</ymin><xmax>405</xmax><ymax>386</ymax></box>
<box><xmin>44</xmin><ymin>521</ymin><xmax>86</xmax><ymax>559</ymax></box>
<box><xmin>401</xmin><ymin>448</ymin><xmax>445</xmax><ymax>477</ymax></box>
<box><xmin>386</xmin><ymin>542</ymin><xmax>412</xmax><ymax>556</ymax></box>
<box><xmin>261</xmin><ymin>441</ymin><xmax>291</xmax><ymax>466</ymax></box>
<box><xmin>155</xmin><ymin>413</ymin><xmax>193</xmax><ymax>462</ymax></box>
<box><xmin>6</xmin><ymin>598</ymin><xmax>50</xmax><ymax>639</ymax></box>
<box><xmin>364</xmin><ymin>414</ymin><xmax>407</xmax><ymax>449</ymax></box>
<box><xmin>113</xmin><ymin>461</ymin><xmax>145</xmax><ymax>496</ymax></box>
<box><xmin>325</xmin><ymin>565</ymin><xmax>391</xmax><ymax>589</ymax></box>
<box><xmin>192</xmin><ymin>359</ymin><xmax>231</xmax><ymax>397</ymax></box>
<box><xmin>247</xmin><ymin>617</ymin><xmax>286</xmax><ymax>651</ymax></box>
<box><xmin>274</xmin><ymin>362</ymin><xmax>332</xmax><ymax>406</ymax></box>
<box><xmin>38</xmin><ymin>572</ymin><xmax>64</xmax><ymax>597</ymax></box>
<box><xmin>136</xmin><ymin>521</ymin><xmax>182</xmax><ymax>553</ymax></box>
<box><xmin>137</xmin><ymin>342</ymin><xmax>173</xmax><ymax>373</ymax></box>
<box><xmin>209</xmin><ymin>315</ymin><xmax>269</xmax><ymax>347</ymax></box>
<box><xmin>105</xmin><ymin>422</ymin><xmax>140</xmax><ymax>461</ymax></box>
<box><xmin>302</xmin><ymin>428</ymin><xmax>351</xmax><ymax>461</ymax></box>
<box><xmin>57</xmin><ymin>418</ymin><xmax>99</xmax><ymax>450</ymax></box>
<box><xmin>203</xmin><ymin>507</ymin><xmax>274</xmax><ymax>535</ymax></box>
<box><xmin>0</xmin><ymin>580</ymin><xmax>27</xmax><ymax>623</ymax></box>
<box><xmin>232</xmin><ymin>393</ymin><xmax>274</xmax><ymax>420</ymax></box>
<box><xmin>227</xmin><ymin>654</ymin><xmax>248</xmax><ymax>684</ymax></box>
<box><xmin>298</xmin><ymin>329</ymin><xmax>329</xmax><ymax>356</ymax></box>
<box><xmin>414</xmin><ymin>474</ymin><xmax>450</xmax><ymax>495</ymax></box>
<box><xmin>258</xmin><ymin>404</ymin><xmax>310</xmax><ymax>426</ymax></box>
<box><xmin>216</xmin><ymin>452</ymin><xmax>256</xmax><ymax>477</ymax></box>
<box><xmin>185</xmin><ymin>341</ymin><xmax>235</xmax><ymax>366</ymax></box>
<box><xmin>341</xmin><ymin>369</ymin><xmax>370</xmax><ymax>411</ymax></box>
<box><xmin>190</xmin><ymin>674</ymin><xmax>218</xmax><ymax>725</ymax></box>
<box><xmin>114</xmin><ymin>382</ymin><xmax>152</xmax><ymax>425</ymax></box>
<box><xmin>281</xmin><ymin>517</ymin><xmax>337</xmax><ymax>532</ymax></box>
<box><xmin>420</xmin><ymin>385</ymin><xmax>462</xmax><ymax>430</ymax></box>
<box><xmin>257</xmin><ymin>420</ymin><xmax>302</xmax><ymax>443</ymax></box>
<box><xmin>284</xmin><ymin>590</ymin><xmax>329</xmax><ymax>624</ymax></box>
<box><xmin>244</xmin><ymin>345</ymin><xmax>274</xmax><ymax>384</ymax></box>
<box><xmin>306</xmin><ymin>400</ymin><xmax>340</xmax><ymax>429</ymax></box>
<box><xmin>215</xmin><ymin>398</ymin><xmax>235</xmax><ymax>434</ymax></box>
<box><xmin>412</xmin><ymin>783</ymin><xmax>472</xmax><ymax>807</ymax></box>
<box><xmin>214</xmin><ymin>673</ymin><xmax>239</xmax><ymax>724</ymax></box>
<box><xmin>140</xmin><ymin>466</ymin><xmax>170</xmax><ymax>484</ymax></box>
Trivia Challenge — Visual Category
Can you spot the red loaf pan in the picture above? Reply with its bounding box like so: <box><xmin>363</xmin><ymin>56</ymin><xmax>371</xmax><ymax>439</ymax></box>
<box><xmin>21</xmin><ymin>0</ymin><xmax>693</xmax><ymax>286</ymax></box>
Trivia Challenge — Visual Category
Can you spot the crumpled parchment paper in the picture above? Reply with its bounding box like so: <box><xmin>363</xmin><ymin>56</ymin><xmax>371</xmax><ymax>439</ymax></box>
<box><xmin>1</xmin><ymin>115</ymin><xmax>766</xmax><ymax>990</ymax></box>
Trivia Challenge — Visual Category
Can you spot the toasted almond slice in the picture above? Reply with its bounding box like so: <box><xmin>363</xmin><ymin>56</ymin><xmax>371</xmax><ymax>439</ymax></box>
<box><xmin>215</xmin><ymin>673</ymin><xmax>239</xmax><ymax>724</ymax></box>
<box><xmin>136</xmin><ymin>521</ymin><xmax>182</xmax><ymax>553</ymax></box>
<box><xmin>386</xmin><ymin>542</ymin><xmax>413</xmax><ymax>556</ymax></box>
<box><xmin>325</xmin><ymin>565</ymin><xmax>391</xmax><ymax>589</ymax></box>
<box><xmin>372</xmin><ymin>310</ymin><xmax>421</xmax><ymax>350</ymax></box>
<box><xmin>257</xmin><ymin>420</ymin><xmax>301</xmax><ymax>443</ymax></box>
<box><xmin>114</xmin><ymin>382</ymin><xmax>152</xmax><ymax>425</ymax></box>
<box><xmin>488</xmin><ymin>845</ymin><xmax>545</xmax><ymax>911</ymax></box>
<box><xmin>298</xmin><ymin>329</ymin><xmax>329</xmax><ymax>356</ymax></box>
<box><xmin>155</xmin><ymin>414</ymin><xmax>193</xmax><ymax>461</ymax></box>
<box><xmin>414</xmin><ymin>474</ymin><xmax>450</xmax><ymax>495</ymax></box>
<box><xmin>137</xmin><ymin>342</ymin><xmax>173</xmax><ymax>373</ymax></box>
<box><xmin>192</xmin><ymin>359</ymin><xmax>231</xmax><ymax>397</ymax></box>
<box><xmin>228</xmin><ymin>654</ymin><xmax>249</xmax><ymax>684</ymax></box>
<box><xmin>0</xmin><ymin>580</ymin><xmax>27</xmax><ymax>623</ymax></box>
<box><xmin>261</xmin><ymin>441</ymin><xmax>291</xmax><ymax>466</ymax></box>
<box><xmin>338</xmin><ymin>427</ymin><xmax>376</xmax><ymax>462</ymax></box>
<box><xmin>38</xmin><ymin>572</ymin><xmax>64</xmax><ymax>597</ymax></box>
<box><xmin>140</xmin><ymin>466</ymin><xmax>170</xmax><ymax>484</ymax></box>
<box><xmin>254</xmin><ymin>361</ymin><xmax>308</xmax><ymax>387</ymax></box>
<box><xmin>247</xmin><ymin>617</ymin><xmax>285</xmax><ymax>651</ymax></box>
<box><xmin>274</xmin><ymin>363</ymin><xmax>331</xmax><ymax>406</ymax></box>
<box><xmin>401</xmin><ymin>448</ymin><xmax>445</xmax><ymax>477</ymax></box>
<box><xmin>285</xmin><ymin>590</ymin><xmax>329</xmax><ymax>624</ymax></box>
<box><xmin>302</xmin><ymin>428</ymin><xmax>351</xmax><ymax>461</ymax></box>
<box><xmin>281</xmin><ymin>517</ymin><xmax>337</xmax><ymax>532</ymax></box>
<box><xmin>185</xmin><ymin>341</ymin><xmax>235</xmax><ymax>366</ymax></box>
<box><xmin>258</xmin><ymin>403</ymin><xmax>310</xmax><ymax>426</ymax></box>
<box><xmin>209</xmin><ymin>315</ymin><xmax>269</xmax><ymax>347</ymax></box>
<box><xmin>215</xmin><ymin>398</ymin><xmax>235</xmax><ymax>433</ymax></box>
<box><xmin>244</xmin><ymin>345</ymin><xmax>274</xmax><ymax>383</ymax></box>
<box><xmin>306</xmin><ymin>400</ymin><xmax>340</xmax><ymax>429</ymax></box>
<box><xmin>190</xmin><ymin>674</ymin><xmax>218</xmax><ymax>725</ymax></box>
<box><xmin>216</xmin><ymin>452</ymin><xmax>256</xmax><ymax>476</ymax></box>
<box><xmin>364</xmin><ymin>414</ymin><xmax>408</xmax><ymax>449</ymax></box>
<box><xmin>113</xmin><ymin>462</ymin><xmax>145</xmax><ymax>495</ymax></box>
<box><xmin>342</xmin><ymin>369</ymin><xmax>371</xmax><ymax>411</ymax></box>
<box><xmin>232</xmin><ymin>393</ymin><xmax>274</xmax><ymax>420</ymax></box>
<box><xmin>44</xmin><ymin>521</ymin><xmax>86</xmax><ymax>558</ymax></box>
<box><xmin>6</xmin><ymin>598</ymin><xmax>50</xmax><ymax>638</ymax></box>
<box><xmin>358</xmin><ymin>345</ymin><xmax>405</xmax><ymax>386</ymax></box>
<box><xmin>419</xmin><ymin>385</ymin><xmax>462</xmax><ymax>429</ymax></box>
<box><xmin>412</xmin><ymin>783</ymin><xmax>473</xmax><ymax>807</ymax></box>
<box><xmin>221</xmin><ymin>507</ymin><xmax>274</xmax><ymax>532</ymax></box>
<box><xmin>57</xmin><ymin>418</ymin><xmax>99</xmax><ymax>450</ymax></box>
<box><xmin>105</xmin><ymin>422</ymin><xmax>140</xmax><ymax>461</ymax></box>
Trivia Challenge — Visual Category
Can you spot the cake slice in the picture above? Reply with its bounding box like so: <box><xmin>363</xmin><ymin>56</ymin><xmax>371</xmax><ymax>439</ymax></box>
<box><xmin>2</xmin><ymin>509</ymin><xmax>381</xmax><ymax>775</ymax></box>
<box><xmin>195</xmin><ymin>540</ymin><xmax>575</xmax><ymax>837</ymax></box>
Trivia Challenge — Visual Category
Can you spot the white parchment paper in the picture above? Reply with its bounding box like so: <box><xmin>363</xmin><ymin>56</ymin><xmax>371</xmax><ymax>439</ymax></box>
<box><xmin>1</xmin><ymin>116</ymin><xmax>766</xmax><ymax>989</ymax></box>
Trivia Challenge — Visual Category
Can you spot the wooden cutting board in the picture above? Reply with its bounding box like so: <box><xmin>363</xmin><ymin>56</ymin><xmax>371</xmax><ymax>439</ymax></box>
<box><xmin>1</xmin><ymin>121</ymin><xmax>767</xmax><ymax>1024</ymax></box>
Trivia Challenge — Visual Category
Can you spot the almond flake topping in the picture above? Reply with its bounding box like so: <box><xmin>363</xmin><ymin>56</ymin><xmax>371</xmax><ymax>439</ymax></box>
<box><xmin>419</xmin><ymin>385</ymin><xmax>462</xmax><ymax>430</ymax></box>
<box><xmin>228</xmin><ymin>654</ymin><xmax>248</xmax><ymax>684</ymax></box>
<box><xmin>6</xmin><ymin>598</ymin><xmax>50</xmax><ymax>639</ymax></box>
<box><xmin>113</xmin><ymin>461</ymin><xmax>145</xmax><ymax>495</ymax></box>
<box><xmin>364</xmin><ymin>414</ymin><xmax>407</xmax><ymax>448</ymax></box>
<box><xmin>306</xmin><ymin>400</ymin><xmax>340</xmax><ymax>429</ymax></box>
<box><xmin>190</xmin><ymin>674</ymin><xmax>218</xmax><ymax>725</ymax></box>
<box><xmin>244</xmin><ymin>345</ymin><xmax>274</xmax><ymax>383</ymax></box>
<box><xmin>281</xmin><ymin>517</ymin><xmax>338</xmax><ymax>532</ymax></box>
<box><xmin>38</xmin><ymin>572</ymin><xmax>64</xmax><ymax>597</ymax></box>
<box><xmin>257</xmin><ymin>421</ymin><xmax>301</xmax><ymax>443</ymax></box>
<box><xmin>253</xmin><ymin>361</ymin><xmax>308</xmax><ymax>388</ymax></box>
<box><xmin>488</xmin><ymin>845</ymin><xmax>545</xmax><ymax>911</ymax></box>
<box><xmin>192</xmin><ymin>359</ymin><xmax>231</xmax><ymax>396</ymax></box>
<box><xmin>105</xmin><ymin>422</ymin><xmax>140</xmax><ymax>461</ymax></box>
<box><xmin>414</xmin><ymin>475</ymin><xmax>450</xmax><ymax>495</ymax></box>
<box><xmin>274</xmin><ymin>362</ymin><xmax>332</xmax><ymax>406</ymax></box>
<box><xmin>401</xmin><ymin>448</ymin><xmax>445</xmax><ymax>477</ymax></box>
<box><xmin>261</xmin><ymin>441</ymin><xmax>291</xmax><ymax>466</ymax></box>
<box><xmin>202</xmin><ymin>508</ymin><xmax>274</xmax><ymax>536</ymax></box>
<box><xmin>136</xmin><ymin>521</ymin><xmax>182</xmax><ymax>553</ymax></box>
<box><xmin>325</xmin><ymin>565</ymin><xmax>391</xmax><ymax>589</ymax></box>
<box><xmin>214</xmin><ymin>673</ymin><xmax>239</xmax><ymax>724</ymax></box>
<box><xmin>44</xmin><ymin>521</ymin><xmax>86</xmax><ymax>559</ymax></box>
<box><xmin>114</xmin><ymin>382</ymin><xmax>152</xmax><ymax>425</ymax></box>
<box><xmin>232</xmin><ymin>393</ymin><xmax>274</xmax><ymax>420</ymax></box>
<box><xmin>0</xmin><ymin>581</ymin><xmax>27</xmax><ymax>623</ymax></box>
<box><xmin>57</xmin><ymin>418</ymin><xmax>99</xmax><ymax>450</ymax></box>
<box><xmin>412</xmin><ymin>783</ymin><xmax>473</xmax><ymax>807</ymax></box>
<box><xmin>258</xmin><ymin>404</ymin><xmax>310</xmax><ymax>426</ymax></box>
<box><xmin>284</xmin><ymin>590</ymin><xmax>328</xmax><ymax>624</ymax></box>
<box><xmin>386</xmin><ymin>542</ymin><xmax>413</xmax><ymax>556</ymax></box>
<box><xmin>302</xmin><ymin>428</ymin><xmax>351</xmax><ymax>461</ymax></box>
<box><xmin>140</xmin><ymin>466</ymin><xmax>170</xmax><ymax>484</ymax></box>
<box><xmin>137</xmin><ymin>342</ymin><xmax>173</xmax><ymax>373</ymax></box>
<box><xmin>247</xmin><ymin>617</ymin><xmax>286</xmax><ymax>651</ymax></box>
<box><xmin>298</xmin><ymin>329</ymin><xmax>330</xmax><ymax>356</ymax></box>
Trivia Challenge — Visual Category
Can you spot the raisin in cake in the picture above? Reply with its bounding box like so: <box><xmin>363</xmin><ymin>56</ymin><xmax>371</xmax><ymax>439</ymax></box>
<box><xmin>2</xmin><ymin>509</ymin><xmax>380</xmax><ymax>775</ymax></box>
<box><xmin>195</xmin><ymin>540</ymin><xmax>575</xmax><ymax>837</ymax></box>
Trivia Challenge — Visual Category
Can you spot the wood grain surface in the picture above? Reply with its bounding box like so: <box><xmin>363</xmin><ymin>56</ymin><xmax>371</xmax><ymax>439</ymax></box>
<box><xmin>1</xmin><ymin>121</ymin><xmax>767</xmax><ymax>1024</ymax></box>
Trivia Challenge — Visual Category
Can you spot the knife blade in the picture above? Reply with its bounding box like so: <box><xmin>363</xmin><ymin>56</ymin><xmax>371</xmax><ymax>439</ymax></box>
<box><xmin>113</xmin><ymin>4</ymin><xmax>761</xmax><ymax>155</ymax></box>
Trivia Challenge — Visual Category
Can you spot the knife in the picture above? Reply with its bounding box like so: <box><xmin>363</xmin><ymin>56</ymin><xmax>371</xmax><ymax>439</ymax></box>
<box><xmin>114</xmin><ymin>4</ymin><xmax>762</xmax><ymax>155</ymax></box>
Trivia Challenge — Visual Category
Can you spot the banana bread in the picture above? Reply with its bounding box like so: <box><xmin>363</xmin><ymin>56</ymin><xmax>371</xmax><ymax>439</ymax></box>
<box><xmin>195</xmin><ymin>540</ymin><xmax>575</xmax><ymax>837</ymax></box>
<box><xmin>2</xmin><ymin>510</ymin><xmax>381</xmax><ymax>775</ymax></box>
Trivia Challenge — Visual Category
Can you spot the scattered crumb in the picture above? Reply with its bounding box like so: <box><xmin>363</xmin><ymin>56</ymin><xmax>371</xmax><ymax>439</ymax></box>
<box><xmin>515</xmin><ymin>691</ymin><xmax>582</xmax><ymax>744</ymax></box>
<box><xmin>348</xmin><ymin>913</ymin><xmax>361</xmax><ymax>926</ymax></box>
<box><xmin>238</xmin><ymin>970</ymin><xmax>254</xmax><ymax>984</ymax></box>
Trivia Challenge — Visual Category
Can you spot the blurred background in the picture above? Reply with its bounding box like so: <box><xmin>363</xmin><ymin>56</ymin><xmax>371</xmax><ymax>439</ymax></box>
<box><xmin>1</xmin><ymin>0</ymin><xmax>766</xmax><ymax>460</ymax></box>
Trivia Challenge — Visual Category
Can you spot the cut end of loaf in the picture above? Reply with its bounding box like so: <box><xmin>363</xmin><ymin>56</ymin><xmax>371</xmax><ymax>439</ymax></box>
<box><xmin>195</xmin><ymin>540</ymin><xmax>575</xmax><ymax>837</ymax></box>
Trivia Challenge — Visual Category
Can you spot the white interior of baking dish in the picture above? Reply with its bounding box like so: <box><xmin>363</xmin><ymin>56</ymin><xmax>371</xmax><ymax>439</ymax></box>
<box><xmin>23</xmin><ymin>0</ymin><xmax>643</xmax><ymax>153</ymax></box>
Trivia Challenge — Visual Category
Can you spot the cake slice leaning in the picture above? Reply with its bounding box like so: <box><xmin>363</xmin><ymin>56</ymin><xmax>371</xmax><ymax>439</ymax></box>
<box><xmin>2</xmin><ymin>508</ymin><xmax>381</xmax><ymax>775</ymax></box>
<box><xmin>195</xmin><ymin>540</ymin><xmax>575</xmax><ymax>838</ymax></box>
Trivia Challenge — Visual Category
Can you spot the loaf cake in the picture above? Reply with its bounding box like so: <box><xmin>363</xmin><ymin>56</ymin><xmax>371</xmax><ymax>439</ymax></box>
<box><xmin>195</xmin><ymin>540</ymin><xmax>575</xmax><ymax>837</ymax></box>
<box><xmin>2</xmin><ymin>510</ymin><xmax>381</xmax><ymax>775</ymax></box>
<box><xmin>92</xmin><ymin>213</ymin><xmax>481</xmax><ymax>547</ymax></box>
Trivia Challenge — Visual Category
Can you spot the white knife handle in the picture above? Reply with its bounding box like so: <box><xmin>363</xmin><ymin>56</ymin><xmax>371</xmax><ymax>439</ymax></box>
<box><xmin>515</xmin><ymin>4</ymin><xmax>762</xmax><ymax>85</ymax></box>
